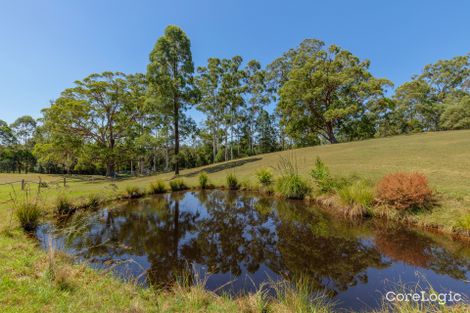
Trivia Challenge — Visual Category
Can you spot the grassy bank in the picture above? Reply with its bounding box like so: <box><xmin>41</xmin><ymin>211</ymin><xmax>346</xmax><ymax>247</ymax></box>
<box><xmin>2</xmin><ymin>130</ymin><xmax>470</xmax><ymax>312</ymax></box>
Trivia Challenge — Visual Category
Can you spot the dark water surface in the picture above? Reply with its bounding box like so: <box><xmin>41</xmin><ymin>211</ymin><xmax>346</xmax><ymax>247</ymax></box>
<box><xmin>37</xmin><ymin>190</ymin><xmax>470</xmax><ymax>311</ymax></box>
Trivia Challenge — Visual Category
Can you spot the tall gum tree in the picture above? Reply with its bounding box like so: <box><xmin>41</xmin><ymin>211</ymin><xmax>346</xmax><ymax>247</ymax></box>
<box><xmin>146</xmin><ymin>25</ymin><xmax>196</xmax><ymax>175</ymax></box>
<box><xmin>278</xmin><ymin>44</ymin><xmax>392</xmax><ymax>144</ymax></box>
<box><xmin>40</xmin><ymin>72</ymin><xmax>138</xmax><ymax>176</ymax></box>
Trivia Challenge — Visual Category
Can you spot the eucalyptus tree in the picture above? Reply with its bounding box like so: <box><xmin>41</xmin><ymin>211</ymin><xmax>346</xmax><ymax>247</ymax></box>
<box><xmin>267</xmin><ymin>39</ymin><xmax>324</xmax><ymax>98</ymax></box>
<box><xmin>195</xmin><ymin>58</ymin><xmax>224</xmax><ymax>163</ymax></box>
<box><xmin>39</xmin><ymin>72</ymin><xmax>139</xmax><ymax>176</ymax></box>
<box><xmin>244</xmin><ymin>60</ymin><xmax>271</xmax><ymax>154</ymax></box>
<box><xmin>278</xmin><ymin>44</ymin><xmax>392</xmax><ymax>144</ymax></box>
<box><xmin>220</xmin><ymin>56</ymin><xmax>246</xmax><ymax>160</ymax></box>
<box><xmin>10</xmin><ymin>116</ymin><xmax>37</xmax><ymax>145</ymax></box>
<box><xmin>393</xmin><ymin>54</ymin><xmax>469</xmax><ymax>133</ymax></box>
<box><xmin>146</xmin><ymin>25</ymin><xmax>197</xmax><ymax>175</ymax></box>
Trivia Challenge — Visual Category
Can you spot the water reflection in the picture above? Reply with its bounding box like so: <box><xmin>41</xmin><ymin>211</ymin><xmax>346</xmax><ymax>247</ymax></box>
<box><xmin>38</xmin><ymin>190</ymin><xmax>470</xmax><ymax>310</ymax></box>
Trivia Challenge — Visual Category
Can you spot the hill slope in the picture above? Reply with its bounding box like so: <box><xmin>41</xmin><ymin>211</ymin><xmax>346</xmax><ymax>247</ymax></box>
<box><xmin>1</xmin><ymin>130</ymin><xmax>470</xmax><ymax>229</ymax></box>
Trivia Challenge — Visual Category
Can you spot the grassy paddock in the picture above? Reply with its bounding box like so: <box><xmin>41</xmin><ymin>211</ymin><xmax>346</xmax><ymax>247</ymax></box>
<box><xmin>2</xmin><ymin>130</ymin><xmax>470</xmax><ymax>312</ymax></box>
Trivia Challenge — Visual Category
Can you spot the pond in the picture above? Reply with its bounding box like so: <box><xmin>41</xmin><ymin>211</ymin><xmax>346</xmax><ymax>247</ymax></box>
<box><xmin>37</xmin><ymin>190</ymin><xmax>470</xmax><ymax>311</ymax></box>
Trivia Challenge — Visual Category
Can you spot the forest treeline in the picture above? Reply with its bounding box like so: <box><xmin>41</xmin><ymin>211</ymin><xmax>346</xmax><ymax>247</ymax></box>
<box><xmin>0</xmin><ymin>26</ymin><xmax>469</xmax><ymax>176</ymax></box>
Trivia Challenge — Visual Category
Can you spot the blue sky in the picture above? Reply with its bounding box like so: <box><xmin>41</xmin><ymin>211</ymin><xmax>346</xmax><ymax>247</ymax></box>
<box><xmin>0</xmin><ymin>0</ymin><xmax>469</xmax><ymax>124</ymax></box>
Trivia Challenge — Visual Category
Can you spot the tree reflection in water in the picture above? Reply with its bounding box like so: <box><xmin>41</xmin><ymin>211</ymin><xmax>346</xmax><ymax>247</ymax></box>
<box><xmin>41</xmin><ymin>190</ymin><xmax>470</xmax><ymax>298</ymax></box>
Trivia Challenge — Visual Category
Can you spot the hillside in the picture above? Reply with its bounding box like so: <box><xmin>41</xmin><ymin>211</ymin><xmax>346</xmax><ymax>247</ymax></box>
<box><xmin>1</xmin><ymin>130</ymin><xmax>470</xmax><ymax>230</ymax></box>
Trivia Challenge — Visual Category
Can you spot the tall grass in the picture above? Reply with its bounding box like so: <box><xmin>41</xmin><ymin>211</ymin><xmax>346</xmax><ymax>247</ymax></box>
<box><xmin>55</xmin><ymin>194</ymin><xmax>75</xmax><ymax>216</ymax></box>
<box><xmin>337</xmin><ymin>179</ymin><xmax>375</xmax><ymax>218</ymax></box>
<box><xmin>123</xmin><ymin>185</ymin><xmax>144</xmax><ymax>199</ymax></box>
<box><xmin>198</xmin><ymin>172</ymin><xmax>209</xmax><ymax>189</ymax></box>
<box><xmin>148</xmin><ymin>180</ymin><xmax>167</xmax><ymax>194</ymax></box>
<box><xmin>276</xmin><ymin>154</ymin><xmax>311</xmax><ymax>199</ymax></box>
<box><xmin>272</xmin><ymin>278</ymin><xmax>333</xmax><ymax>313</ymax></box>
<box><xmin>11</xmin><ymin>188</ymin><xmax>42</xmax><ymax>232</ymax></box>
<box><xmin>226</xmin><ymin>173</ymin><xmax>239</xmax><ymax>190</ymax></box>
<box><xmin>170</xmin><ymin>179</ymin><xmax>188</xmax><ymax>191</ymax></box>
<box><xmin>256</xmin><ymin>168</ymin><xmax>274</xmax><ymax>188</ymax></box>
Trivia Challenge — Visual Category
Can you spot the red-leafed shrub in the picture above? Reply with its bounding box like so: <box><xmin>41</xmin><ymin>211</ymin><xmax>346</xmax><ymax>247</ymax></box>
<box><xmin>376</xmin><ymin>172</ymin><xmax>433</xmax><ymax>211</ymax></box>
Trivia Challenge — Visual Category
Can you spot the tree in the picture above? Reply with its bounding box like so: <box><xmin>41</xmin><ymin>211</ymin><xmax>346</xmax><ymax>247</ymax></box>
<box><xmin>195</xmin><ymin>58</ymin><xmax>224</xmax><ymax>163</ymax></box>
<box><xmin>147</xmin><ymin>25</ymin><xmax>196</xmax><ymax>175</ymax></box>
<box><xmin>255</xmin><ymin>109</ymin><xmax>278</xmax><ymax>153</ymax></box>
<box><xmin>10</xmin><ymin>116</ymin><xmax>37</xmax><ymax>145</ymax></box>
<box><xmin>40</xmin><ymin>72</ymin><xmax>139</xmax><ymax>176</ymax></box>
<box><xmin>220</xmin><ymin>56</ymin><xmax>246</xmax><ymax>160</ymax></box>
<box><xmin>278</xmin><ymin>44</ymin><xmax>392</xmax><ymax>144</ymax></box>
<box><xmin>393</xmin><ymin>54</ymin><xmax>469</xmax><ymax>132</ymax></box>
<box><xmin>440</xmin><ymin>95</ymin><xmax>470</xmax><ymax>130</ymax></box>
<box><xmin>0</xmin><ymin>120</ymin><xmax>16</xmax><ymax>146</ymax></box>
<box><xmin>244</xmin><ymin>60</ymin><xmax>271</xmax><ymax>154</ymax></box>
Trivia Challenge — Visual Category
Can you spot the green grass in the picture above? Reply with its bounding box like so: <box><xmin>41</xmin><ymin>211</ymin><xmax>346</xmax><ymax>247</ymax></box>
<box><xmin>2</xmin><ymin>130</ymin><xmax>470</xmax><ymax>312</ymax></box>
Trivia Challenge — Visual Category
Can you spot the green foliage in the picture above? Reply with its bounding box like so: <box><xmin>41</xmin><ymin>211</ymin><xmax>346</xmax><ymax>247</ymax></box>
<box><xmin>276</xmin><ymin>174</ymin><xmax>310</xmax><ymax>199</ymax></box>
<box><xmin>55</xmin><ymin>195</ymin><xmax>75</xmax><ymax>216</ymax></box>
<box><xmin>440</xmin><ymin>95</ymin><xmax>470</xmax><ymax>130</ymax></box>
<box><xmin>15</xmin><ymin>195</ymin><xmax>42</xmax><ymax>232</ymax></box>
<box><xmin>337</xmin><ymin>180</ymin><xmax>375</xmax><ymax>216</ymax></box>
<box><xmin>226</xmin><ymin>173</ymin><xmax>239</xmax><ymax>190</ymax></box>
<box><xmin>147</xmin><ymin>25</ymin><xmax>196</xmax><ymax>175</ymax></box>
<box><xmin>277</xmin><ymin>43</ymin><xmax>391</xmax><ymax>144</ymax></box>
<box><xmin>255</xmin><ymin>168</ymin><xmax>273</xmax><ymax>187</ymax></box>
<box><xmin>149</xmin><ymin>180</ymin><xmax>167</xmax><ymax>194</ymax></box>
<box><xmin>393</xmin><ymin>54</ymin><xmax>469</xmax><ymax>133</ymax></box>
<box><xmin>124</xmin><ymin>186</ymin><xmax>144</xmax><ymax>199</ymax></box>
<box><xmin>198</xmin><ymin>171</ymin><xmax>209</xmax><ymax>189</ymax></box>
<box><xmin>86</xmin><ymin>194</ymin><xmax>102</xmax><ymax>209</ymax></box>
<box><xmin>310</xmin><ymin>157</ymin><xmax>349</xmax><ymax>194</ymax></box>
<box><xmin>169</xmin><ymin>179</ymin><xmax>188</xmax><ymax>191</ymax></box>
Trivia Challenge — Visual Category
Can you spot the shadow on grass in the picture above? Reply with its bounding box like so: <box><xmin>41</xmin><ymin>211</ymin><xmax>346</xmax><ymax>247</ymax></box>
<box><xmin>182</xmin><ymin>157</ymin><xmax>262</xmax><ymax>178</ymax></box>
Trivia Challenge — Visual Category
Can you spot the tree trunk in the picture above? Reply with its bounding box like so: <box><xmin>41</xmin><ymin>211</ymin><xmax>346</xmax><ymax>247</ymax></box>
<box><xmin>174</xmin><ymin>98</ymin><xmax>180</xmax><ymax>175</ymax></box>
<box><xmin>325</xmin><ymin>122</ymin><xmax>338</xmax><ymax>144</ymax></box>
<box><xmin>212</xmin><ymin>127</ymin><xmax>217</xmax><ymax>164</ymax></box>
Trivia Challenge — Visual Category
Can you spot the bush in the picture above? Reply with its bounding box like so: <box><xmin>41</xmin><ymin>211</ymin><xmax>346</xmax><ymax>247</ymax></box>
<box><xmin>276</xmin><ymin>174</ymin><xmax>311</xmax><ymax>200</ymax></box>
<box><xmin>226</xmin><ymin>173</ymin><xmax>239</xmax><ymax>190</ymax></box>
<box><xmin>87</xmin><ymin>194</ymin><xmax>102</xmax><ymax>209</ymax></box>
<box><xmin>376</xmin><ymin>172</ymin><xmax>434</xmax><ymax>211</ymax></box>
<box><xmin>16</xmin><ymin>202</ymin><xmax>41</xmax><ymax>232</ymax></box>
<box><xmin>55</xmin><ymin>195</ymin><xmax>75</xmax><ymax>215</ymax></box>
<box><xmin>169</xmin><ymin>179</ymin><xmax>188</xmax><ymax>191</ymax></box>
<box><xmin>310</xmin><ymin>157</ymin><xmax>349</xmax><ymax>194</ymax></box>
<box><xmin>198</xmin><ymin>172</ymin><xmax>209</xmax><ymax>189</ymax></box>
<box><xmin>337</xmin><ymin>180</ymin><xmax>375</xmax><ymax>217</ymax></box>
<box><xmin>149</xmin><ymin>180</ymin><xmax>167</xmax><ymax>194</ymax></box>
<box><xmin>256</xmin><ymin>168</ymin><xmax>274</xmax><ymax>187</ymax></box>
<box><xmin>124</xmin><ymin>185</ymin><xmax>144</xmax><ymax>199</ymax></box>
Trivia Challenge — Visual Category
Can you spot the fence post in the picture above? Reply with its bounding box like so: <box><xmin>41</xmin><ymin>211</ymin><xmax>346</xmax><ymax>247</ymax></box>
<box><xmin>38</xmin><ymin>177</ymin><xmax>41</xmax><ymax>192</ymax></box>
<box><xmin>21</xmin><ymin>179</ymin><xmax>25</xmax><ymax>191</ymax></box>
<box><xmin>63</xmin><ymin>177</ymin><xmax>66</xmax><ymax>187</ymax></box>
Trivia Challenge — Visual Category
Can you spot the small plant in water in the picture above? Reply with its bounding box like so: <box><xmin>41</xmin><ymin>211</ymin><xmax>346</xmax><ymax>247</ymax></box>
<box><xmin>149</xmin><ymin>180</ymin><xmax>167</xmax><ymax>194</ymax></box>
<box><xmin>226</xmin><ymin>173</ymin><xmax>239</xmax><ymax>190</ymax></box>
<box><xmin>170</xmin><ymin>179</ymin><xmax>188</xmax><ymax>191</ymax></box>
<box><xmin>124</xmin><ymin>185</ymin><xmax>144</xmax><ymax>199</ymax></box>
<box><xmin>198</xmin><ymin>172</ymin><xmax>209</xmax><ymax>189</ymax></box>
<box><xmin>55</xmin><ymin>194</ymin><xmax>75</xmax><ymax>216</ymax></box>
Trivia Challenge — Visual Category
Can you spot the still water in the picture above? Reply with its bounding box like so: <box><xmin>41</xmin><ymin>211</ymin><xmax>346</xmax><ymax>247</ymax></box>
<box><xmin>37</xmin><ymin>190</ymin><xmax>470</xmax><ymax>311</ymax></box>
